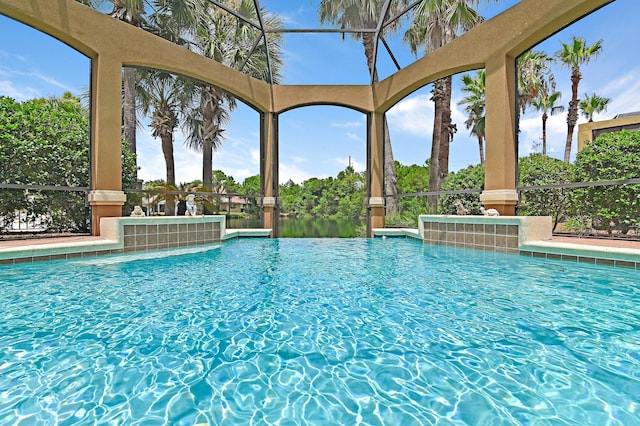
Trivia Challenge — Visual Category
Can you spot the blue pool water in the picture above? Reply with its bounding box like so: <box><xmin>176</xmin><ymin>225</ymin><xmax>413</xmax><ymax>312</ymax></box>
<box><xmin>0</xmin><ymin>238</ymin><xmax>639</xmax><ymax>425</ymax></box>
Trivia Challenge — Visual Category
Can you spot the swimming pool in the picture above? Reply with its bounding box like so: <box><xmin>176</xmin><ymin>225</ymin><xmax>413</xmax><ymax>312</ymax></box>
<box><xmin>1</xmin><ymin>238</ymin><xmax>639</xmax><ymax>425</ymax></box>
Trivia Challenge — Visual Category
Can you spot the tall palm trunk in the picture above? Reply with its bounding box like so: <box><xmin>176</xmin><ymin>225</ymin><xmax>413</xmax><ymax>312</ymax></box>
<box><xmin>123</xmin><ymin>67</ymin><xmax>137</xmax><ymax>156</ymax></box>
<box><xmin>363</xmin><ymin>33</ymin><xmax>399</xmax><ymax>215</ymax></box>
<box><xmin>107</xmin><ymin>1</ymin><xmax>143</xmax><ymax>180</ymax></box>
<box><xmin>428</xmin><ymin>77</ymin><xmax>455</xmax><ymax>210</ymax></box>
<box><xmin>564</xmin><ymin>69</ymin><xmax>581</xmax><ymax>162</ymax></box>
<box><xmin>541</xmin><ymin>111</ymin><xmax>548</xmax><ymax>156</ymax></box>
<box><xmin>477</xmin><ymin>134</ymin><xmax>485</xmax><ymax>166</ymax></box>
<box><xmin>201</xmin><ymin>88</ymin><xmax>216</xmax><ymax>188</ymax></box>
<box><xmin>428</xmin><ymin>84</ymin><xmax>443</xmax><ymax>210</ymax></box>
<box><xmin>437</xmin><ymin>76</ymin><xmax>454</xmax><ymax>186</ymax></box>
<box><xmin>160</xmin><ymin>133</ymin><xmax>176</xmax><ymax>216</ymax></box>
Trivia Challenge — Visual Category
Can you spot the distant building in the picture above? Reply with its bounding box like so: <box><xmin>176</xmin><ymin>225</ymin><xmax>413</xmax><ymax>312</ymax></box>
<box><xmin>578</xmin><ymin>111</ymin><xmax>640</xmax><ymax>151</ymax></box>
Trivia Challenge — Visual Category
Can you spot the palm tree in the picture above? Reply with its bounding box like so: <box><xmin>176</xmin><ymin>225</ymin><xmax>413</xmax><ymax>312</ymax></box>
<box><xmin>319</xmin><ymin>0</ymin><xmax>404</xmax><ymax>215</ymax></box>
<box><xmin>555</xmin><ymin>36</ymin><xmax>603</xmax><ymax>162</ymax></box>
<box><xmin>137</xmin><ymin>71</ymin><xmax>194</xmax><ymax>215</ymax></box>
<box><xmin>579</xmin><ymin>92</ymin><xmax>610</xmax><ymax>122</ymax></box>
<box><xmin>458</xmin><ymin>69</ymin><xmax>486</xmax><ymax>165</ymax></box>
<box><xmin>184</xmin><ymin>0</ymin><xmax>283</xmax><ymax>190</ymax></box>
<box><xmin>517</xmin><ymin>49</ymin><xmax>555</xmax><ymax>114</ymax></box>
<box><xmin>404</xmin><ymin>0</ymin><xmax>489</xmax><ymax>209</ymax></box>
<box><xmin>532</xmin><ymin>91</ymin><xmax>563</xmax><ymax>156</ymax></box>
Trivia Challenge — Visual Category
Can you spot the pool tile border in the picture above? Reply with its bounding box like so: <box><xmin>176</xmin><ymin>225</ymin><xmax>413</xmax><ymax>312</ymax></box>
<box><xmin>3</xmin><ymin>215</ymin><xmax>639</xmax><ymax>269</ymax></box>
<box><xmin>519</xmin><ymin>241</ymin><xmax>639</xmax><ymax>269</ymax></box>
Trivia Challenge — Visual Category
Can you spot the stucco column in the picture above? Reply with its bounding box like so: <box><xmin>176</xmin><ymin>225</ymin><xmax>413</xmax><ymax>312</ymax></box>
<box><xmin>481</xmin><ymin>55</ymin><xmax>518</xmax><ymax>215</ymax></box>
<box><xmin>260</xmin><ymin>112</ymin><xmax>278</xmax><ymax>237</ymax></box>
<box><xmin>367</xmin><ymin>111</ymin><xmax>385</xmax><ymax>235</ymax></box>
<box><xmin>89</xmin><ymin>54</ymin><xmax>126</xmax><ymax>235</ymax></box>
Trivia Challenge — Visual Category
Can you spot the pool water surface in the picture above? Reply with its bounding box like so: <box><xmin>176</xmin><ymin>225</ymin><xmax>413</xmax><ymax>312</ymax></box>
<box><xmin>1</xmin><ymin>238</ymin><xmax>639</xmax><ymax>425</ymax></box>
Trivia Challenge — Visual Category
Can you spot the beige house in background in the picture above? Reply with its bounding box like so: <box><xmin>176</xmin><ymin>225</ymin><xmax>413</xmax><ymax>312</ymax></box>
<box><xmin>578</xmin><ymin>112</ymin><xmax>640</xmax><ymax>151</ymax></box>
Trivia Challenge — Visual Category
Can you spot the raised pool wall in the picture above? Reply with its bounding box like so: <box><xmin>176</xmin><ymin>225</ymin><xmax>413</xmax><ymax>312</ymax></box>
<box><xmin>0</xmin><ymin>216</ymin><xmax>271</xmax><ymax>264</ymax></box>
<box><xmin>100</xmin><ymin>216</ymin><xmax>224</xmax><ymax>252</ymax></box>
<box><xmin>418</xmin><ymin>215</ymin><xmax>552</xmax><ymax>254</ymax></box>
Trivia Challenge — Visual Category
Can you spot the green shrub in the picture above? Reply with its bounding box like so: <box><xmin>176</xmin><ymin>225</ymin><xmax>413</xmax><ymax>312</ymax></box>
<box><xmin>0</xmin><ymin>95</ymin><xmax>137</xmax><ymax>233</ymax></box>
<box><xmin>572</xmin><ymin>130</ymin><xmax>640</xmax><ymax>234</ymax></box>
<box><xmin>439</xmin><ymin>164</ymin><xmax>484</xmax><ymax>215</ymax></box>
<box><xmin>518</xmin><ymin>153</ymin><xmax>572</xmax><ymax>230</ymax></box>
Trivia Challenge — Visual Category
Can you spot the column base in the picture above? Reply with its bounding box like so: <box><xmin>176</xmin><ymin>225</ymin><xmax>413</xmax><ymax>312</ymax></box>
<box><xmin>368</xmin><ymin>197</ymin><xmax>385</xmax><ymax>237</ymax></box>
<box><xmin>261</xmin><ymin>197</ymin><xmax>277</xmax><ymax>237</ymax></box>
<box><xmin>479</xmin><ymin>189</ymin><xmax>518</xmax><ymax>216</ymax></box>
<box><xmin>89</xmin><ymin>190</ymin><xmax>127</xmax><ymax>236</ymax></box>
<box><xmin>262</xmin><ymin>206</ymin><xmax>275</xmax><ymax>238</ymax></box>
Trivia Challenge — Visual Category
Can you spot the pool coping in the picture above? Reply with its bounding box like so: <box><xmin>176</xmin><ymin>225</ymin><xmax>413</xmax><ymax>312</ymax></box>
<box><xmin>519</xmin><ymin>240</ymin><xmax>640</xmax><ymax>268</ymax></box>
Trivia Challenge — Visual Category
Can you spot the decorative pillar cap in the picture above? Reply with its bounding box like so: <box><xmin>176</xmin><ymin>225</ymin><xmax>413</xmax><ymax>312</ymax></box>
<box><xmin>261</xmin><ymin>197</ymin><xmax>277</xmax><ymax>207</ymax></box>
<box><xmin>367</xmin><ymin>197</ymin><xmax>385</xmax><ymax>208</ymax></box>
<box><xmin>88</xmin><ymin>190</ymin><xmax>126</xmax><ymax>206</ymax></box>
<box><xmin>479</xmin><ymin>189</ymin><xmax>518</xmax><ymax>205</ymax></box>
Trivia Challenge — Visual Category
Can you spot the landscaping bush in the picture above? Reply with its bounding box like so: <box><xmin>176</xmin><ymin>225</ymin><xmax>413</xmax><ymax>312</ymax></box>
<box><xmin>439</xmin><ymin>164</ymin><xmax>484</xmax><ymax>215</ymax></box>
<box><xmin>571</xmin><ymin>130</ymin><xmax>640</xmax><ymax>234</ymax></box>
<box><xmin>0</xmin><ymin>95</ymin><xmax>137</xmax><ymax>233</ymax></box>
<box><xmin>518</xmin><ymin>153</ymin><xmax>572</xmax><ymax>230</ymax></box>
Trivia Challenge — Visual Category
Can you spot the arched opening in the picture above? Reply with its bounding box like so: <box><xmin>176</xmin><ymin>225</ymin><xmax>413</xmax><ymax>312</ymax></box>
<box><xmin>121</xmin><ymin>67</ymin><xmax>262</xmax><ymax>228</ymax></box>
<box><xmin>514</xmin><ymin>0</ymin><xmax>640</xmax><ymax>236</ymax></box>
<box><xmin>277</xmin><ymin>105</ymin><xmax>367</xmax><ymax>237</ymax></box>
<box><xmin>0</xmin><ymin>14</ymin><xmax>91</xmax><ymax>236</ymax></box>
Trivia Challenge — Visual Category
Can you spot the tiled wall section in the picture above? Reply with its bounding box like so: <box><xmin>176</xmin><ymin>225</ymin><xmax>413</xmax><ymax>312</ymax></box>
<box><xmin>423</xmin><ymin>221</ymin><xmax>520</xmax><ymax>253</ymax></box>
<box><xmin>519</xmin><ymin>250</ymin><xmax>638</xmax><ymax>269</ymax></box>
<box><xmin>122</xmin><ymin>221</ymin><xmax>221</xmax><ymax>252</ymax></box>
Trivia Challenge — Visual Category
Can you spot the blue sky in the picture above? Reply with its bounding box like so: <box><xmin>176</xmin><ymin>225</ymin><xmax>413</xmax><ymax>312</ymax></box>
<box><xmin>1</xmin><ymin>0</ymin><xmax>639</xmax><ymax>186</ymax></box>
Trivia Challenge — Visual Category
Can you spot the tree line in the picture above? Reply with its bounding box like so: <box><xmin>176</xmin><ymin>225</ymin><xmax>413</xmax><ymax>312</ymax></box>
<box><xmin>1</xmin><ymin>93</ymin><xmax>636</xmax><ymax>236</ymax></box>
<box><xmin>0</xmin><ymin>95</ymin><xmax>137</xmax><ymax>233</ymax></box>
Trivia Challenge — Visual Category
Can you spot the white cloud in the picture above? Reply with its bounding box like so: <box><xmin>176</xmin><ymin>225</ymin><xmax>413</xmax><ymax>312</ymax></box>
<box><xmin>387</xmin><ymin>94</ymin><xmax>434</xmax><ymax>135</ymax></box>
<box><xmin>331</xmin><ymin>120</ymin><xmax>362</xmax><ymax>128</ymax></box>
<box><xmin>600</xmin><ymin>70</ymin><xmax>637</xmax><ymax>98</ymax></box>
<box><xmin>279</xmin><ymin>162</ymin><xmax>320</xmax><ymax>184</ymax></box>
<box><xmin>345</xmin><ymin>132</ymin><xmax>361</xmax><ymax>141</ymax></box>
<box><xmin>217</xmin><ymin>149</ymin><xmax>261</xmax><ymax>183</ymax></box>
<box><xmin>29</xmin><ymin>71</ymin><xmax>72</xmax><ymax>91</ymax></box>
<box><xmin>602</xmin><ymin>72</ymin><xmax>640</xmax><ymax>117</ymax></box>
<box><xmin>290</xmin><ymin>156</ymin><xmax>307</xmax><ymax>164</ymax></box>
<box><xmin>518</xmin><ymin>112</ymin><xmax>568</xmax><ymax>157</ymax></box>
<box><xmin>0</xmin><ymin>80</ymin><xmax>40</xmax><ymax>101</ymax></box>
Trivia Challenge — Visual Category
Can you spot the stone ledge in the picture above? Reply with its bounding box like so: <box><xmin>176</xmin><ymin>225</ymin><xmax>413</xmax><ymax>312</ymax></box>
<box><xmin>0</xmin><ymin>215</ymin><xmax>272</xmax><ymax>263</ymax></box>
<box><xmin>222</xmin><ymin>228</ymin><xmax>273</xmax><ymax>240</ymax></box>
<box><xmin>372</xmin><ymin>228</ymin><xmax>422</xmax><ymax>240</ymax></box>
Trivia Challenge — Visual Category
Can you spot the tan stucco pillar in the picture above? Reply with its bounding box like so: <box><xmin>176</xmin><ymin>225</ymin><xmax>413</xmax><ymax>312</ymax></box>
<box><xmin>367</xmin><ymin>111</ymin><xmax>385</xmax><ymax>235</ymax></box>
<box><xmin>261</xmin><ymin>112</ymin><xmax>278</xmax><ymax>237</ymax></box>
<box><xmin>480</xmin><ymin>55</ymin><xmax>518</xmax><ymax>215</ymax></box>
<box><xmin>89</xmin><ymin>54</ymin><xmax>126</xmax><ymax>235</ymax></box>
